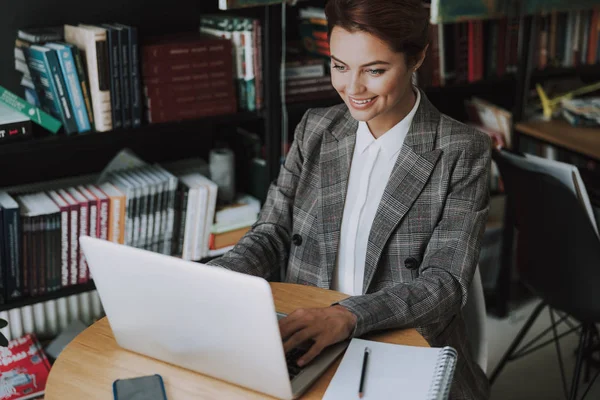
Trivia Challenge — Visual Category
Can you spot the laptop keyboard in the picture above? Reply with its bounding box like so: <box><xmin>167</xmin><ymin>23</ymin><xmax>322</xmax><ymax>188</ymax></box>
<box><xmin>286</xmin><ymin>347</ymin><xmax>308</xmax><ymax>379</ymax></box>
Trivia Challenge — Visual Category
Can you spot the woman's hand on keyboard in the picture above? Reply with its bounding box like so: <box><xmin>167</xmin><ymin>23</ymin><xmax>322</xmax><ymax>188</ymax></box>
<box><xmin>279</xmin><ymin>305</ymin><xmax>357</xmax><ymax>367</ymax></box>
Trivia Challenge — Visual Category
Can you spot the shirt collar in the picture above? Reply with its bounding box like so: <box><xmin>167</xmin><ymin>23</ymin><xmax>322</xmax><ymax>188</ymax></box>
<box><xmin>355</xmin><ymin>88</ymin><xmax>421</xmax><ymax>160</ymax></box>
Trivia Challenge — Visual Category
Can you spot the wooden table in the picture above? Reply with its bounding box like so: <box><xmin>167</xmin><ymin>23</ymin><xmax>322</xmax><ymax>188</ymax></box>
<box><xmin>45</xmin><ymin>283</ymin><xmax>428</xmax><ymax>399</ymax></box>
<box><xmin>515</xmin><ymin>120</ymin><xmax>600</xmax><ymax>161</ymax></box>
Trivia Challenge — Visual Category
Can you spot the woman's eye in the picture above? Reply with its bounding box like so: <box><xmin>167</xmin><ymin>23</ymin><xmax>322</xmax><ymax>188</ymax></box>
<box><xmin>332</xmin><ymin>64</ymin><xmax>347</xmax><ymax>72</ymax></box>
<box><xmin>367</xmin><ymin>69</ymin><xmax>385</xmax><ymax>76</ymax></box>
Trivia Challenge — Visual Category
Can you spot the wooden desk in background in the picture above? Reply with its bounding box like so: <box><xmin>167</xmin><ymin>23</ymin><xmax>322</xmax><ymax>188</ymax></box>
<box><xmin>515</xmin><ymin>120</ymin><xmax>600</xmax><ymax>161</ymax></box>
<box><xmin>45</xmin><ymin>283</ymin><xmax>429</xmax><ymax>399</ymax></box>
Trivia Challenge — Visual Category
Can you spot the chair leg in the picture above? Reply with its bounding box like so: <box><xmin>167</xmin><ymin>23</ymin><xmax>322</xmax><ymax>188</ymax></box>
<box><xmin>489</xmin><ymin>301</ymin><xmax>547</xmax><ymax>385</ymax></box>
<box><xmin>570</xmin><ymin>324</ymin><xmax>590</xmax><ymax>400</ymax></box>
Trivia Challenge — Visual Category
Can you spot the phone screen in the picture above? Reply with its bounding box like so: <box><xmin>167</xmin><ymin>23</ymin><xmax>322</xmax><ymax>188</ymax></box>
<box><xmin>113</xmin><ymin>374</ymin><xmax>168</xmax><ymax>400</ymax></box>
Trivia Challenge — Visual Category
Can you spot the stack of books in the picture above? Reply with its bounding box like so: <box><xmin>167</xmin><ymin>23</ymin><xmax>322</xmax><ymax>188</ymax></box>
<box><xmin>285</xmin><ymin>45</ymin><xmax>336</xmax><ymax>104</ymax></box>
<box><xmin>209</xmin><ymin>195</ymin><xmax>260</xmax><ymax>253</ymax></box>
<box><xmin>0</xmin><ymin>102</ymin><xmax>32</xmax><ymax>145</ymax></box>
<box><xmin>0</xmin><ymin>151</ymin><xmax>261</xmax><ymax>303</ymax></box>
<box><xmin>561</xmin><ymin>97</ymin><xmax>600</xmax><ymax>127</ymax></box>
<box><xmin>14</xmin><ymin>24</ymin><xmax>142</xmax><ymax>134</ymax></box>
<box><xmin>298</xmin><ymin>7</ymin><xmax>329</xmax><ymax>59</ymax></box>
<box><xmin>142</xmin><ymin>33</ymin><xmax>237</xmax><ymax>123</ymax></box>
<box><xmin>199</xmin><ymin>15</ymin><xmax>263</xmax><ymax>111</ymax></box>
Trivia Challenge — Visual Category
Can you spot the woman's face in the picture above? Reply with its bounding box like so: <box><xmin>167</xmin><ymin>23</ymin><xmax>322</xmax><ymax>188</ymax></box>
<box><xmin>329</xmin><ymin>27</ymin><xmax>423</xmax><ymax>135</ymax></box>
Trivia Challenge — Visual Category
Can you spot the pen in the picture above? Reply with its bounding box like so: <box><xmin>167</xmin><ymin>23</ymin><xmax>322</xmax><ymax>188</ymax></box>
<box><xmin>359</xmin><ymin>347</ymin><xmax>370</xmax><ymax>399</ymax></box>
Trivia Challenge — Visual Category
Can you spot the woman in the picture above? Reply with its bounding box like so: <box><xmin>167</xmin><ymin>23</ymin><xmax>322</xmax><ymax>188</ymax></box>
<box><xmin>209</xmin><ymin>0</ymin><xmax>491</xmax><ymax>398</ymax></box>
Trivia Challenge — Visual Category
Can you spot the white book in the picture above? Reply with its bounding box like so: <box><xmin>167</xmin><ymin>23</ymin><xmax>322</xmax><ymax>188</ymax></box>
<box><xmin>45</xmin><ymin>299</ymin><xmax>59</xmax><ymax>336</ymax></box>
<box><xmin>179</xmin><ymin>179</ymin><xmax>199</xmax><ymax>261</ymax></box>
<box><xmin>57</xmin><ymin>296</ymin><xmax>69</xmax><ymax>331</ymax></box>
<box><xmin>182</xmin><ymin>174</ymin><xmax>218</xmax><ymax>259</ymax></box>
<box><xmin>20</xmin><ymin>305</ymin><xmax>35</xmax><ymax>335</ymax></box>
<box><xmin>64</xmin><ymin>24</ymin><xmax>112</xmax><ymax>132</ymax></box>
<box><xmin>8</xmin><ymin>308</ymin><xmax>23</xmax><ymax>340</ymax></box>
<box><xmin>33</xmin><ymin>303</ymin><xmax>46</xmax><ymax>337</ymax></box>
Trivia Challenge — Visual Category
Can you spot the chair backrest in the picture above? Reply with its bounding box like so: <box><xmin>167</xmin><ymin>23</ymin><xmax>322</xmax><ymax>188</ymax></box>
<box><xmin>493</xmin><ymin>149</ymin><xmax>600</xmax><ymax>322</ymax></box>
<box><xmin>463</xmin><ymin>265</ymin><xmax>488</xmax><ymax>373</ymax></box>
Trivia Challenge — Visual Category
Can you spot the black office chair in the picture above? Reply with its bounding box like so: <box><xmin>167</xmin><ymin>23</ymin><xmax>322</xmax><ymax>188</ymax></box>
<box><xmin>489</xmin><ymin>149</ymin><xmax>600</xmax><ymax>400</ymax></box>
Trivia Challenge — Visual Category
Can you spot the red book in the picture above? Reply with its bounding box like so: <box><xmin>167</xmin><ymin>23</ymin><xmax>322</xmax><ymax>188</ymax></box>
<box><xmin>468</xmin><ymin>21</ymin><xmax>477</xmax><ymax>82</ymax></box>
<box><xmin>46</xmin><ymin>190</ymin><xmax>71</xmax><ymax>288</ymax></box>
<box><xmin>142</xmin><ymin>58</ymin><xmax>232</xmax><ymax>78</ymax></box>
<box><xmin>57</xmin><ymin>189</ymin><xmax>79</xmax><ymax>286</ymax></box>
<box><xmin>142</xmin><ymin>33</ymin><xmax>232</xmax><ymax>63</ymax></box>
<box><xmin>66</xmin><ymin>188</ymin><xmax>90</xmax><ymax>284</ymax></box>
<box><xmin>147</xmin><ymin>98</ymin><xmax>237</xmax><ymax>124</ymax></box>
<box><xmin>0</xmin><ymin>334</ymin><xmax>51</xmax><ymax>400</ymax></box>
<box><xmin>496</xmin><ymin>18</ymin><xmax>507</xmax><ymax>76</ymax></box>
<box><xmin>142</xmin><ymin>71</ymin><xmax>233</xmax><ymax>86</ymax></box>
<box><xmin>85</xmin><ymin>184</ymin><xmax>110</xmax><ymax>241</ymax></box>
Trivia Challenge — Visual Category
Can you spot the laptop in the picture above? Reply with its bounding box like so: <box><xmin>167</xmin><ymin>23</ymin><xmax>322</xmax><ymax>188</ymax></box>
<box><xmin>79</xmin><ymin>236</ymin><xmax>348</xmax><ymax>399</ymax></box>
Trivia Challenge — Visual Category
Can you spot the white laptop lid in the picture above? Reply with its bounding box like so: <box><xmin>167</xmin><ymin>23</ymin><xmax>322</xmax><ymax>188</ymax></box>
<box><xmin>80</xmin><ymin>236</ymin><xmax>293</xmax><ymax>399</ymax></box>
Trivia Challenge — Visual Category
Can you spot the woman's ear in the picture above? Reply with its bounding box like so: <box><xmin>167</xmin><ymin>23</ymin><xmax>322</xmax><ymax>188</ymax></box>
<box><xmin>412</xmin><ymin>44</ymin><xmax>429</xmax><ymax>72</ymax></box>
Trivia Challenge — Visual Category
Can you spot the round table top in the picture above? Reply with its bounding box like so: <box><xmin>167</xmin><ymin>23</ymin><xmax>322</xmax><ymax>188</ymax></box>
<box><xmin>46</xmin><ymin>282</ymin><xmax>429</xmax><ymax>399</ymax></box>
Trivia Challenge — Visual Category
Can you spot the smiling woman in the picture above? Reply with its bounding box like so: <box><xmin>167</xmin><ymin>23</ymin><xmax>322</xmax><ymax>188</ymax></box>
<box><xmin>207</xmin><ymin>1</ymin><xmax>492</xmax><ymax>399</ymax></box>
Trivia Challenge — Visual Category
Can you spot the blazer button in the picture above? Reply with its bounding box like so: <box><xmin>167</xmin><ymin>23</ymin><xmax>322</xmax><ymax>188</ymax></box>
<box><xmin>404</xmin><ymin>257</ymin><xmax>419</xmax><ymax>270</ymax></box>
<box><xmin>292</xmin><ymin>234</ymin><xmax>303</xmax><ymax>246</ymax></box>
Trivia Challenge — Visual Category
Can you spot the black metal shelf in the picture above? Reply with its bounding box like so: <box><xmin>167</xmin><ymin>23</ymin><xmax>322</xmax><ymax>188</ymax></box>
<box><xmin>0</xmin><ymin>281</ymin><xmax>96</xmax><ymax>312</ymax></box>
<box><xmin>0</xmin><ymin>111</ymin><xmax>264</xmax><ymax>157</ymax></box>
<box><xmin>530</xmin><ymin>64</ymin><xmax>600</xmax><ymax>81</ymax></box>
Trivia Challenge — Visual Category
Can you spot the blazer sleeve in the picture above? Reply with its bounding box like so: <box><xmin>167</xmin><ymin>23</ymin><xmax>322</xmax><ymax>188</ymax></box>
<box><xmin>206</xmin><ymin>110</ymin><xmax>310</xmax><ymax>280</ymax></box>
<box><xmin>338</xmin><ymin>132</ymin><xmax>492</xmax><ymax>337</ymax></box>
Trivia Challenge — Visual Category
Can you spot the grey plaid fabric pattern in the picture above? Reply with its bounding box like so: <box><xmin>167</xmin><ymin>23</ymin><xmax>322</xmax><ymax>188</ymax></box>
<box><xmin>208</xmin><ymin>90</ymin><xmax>492</xmax><ymax>399</ymax></box>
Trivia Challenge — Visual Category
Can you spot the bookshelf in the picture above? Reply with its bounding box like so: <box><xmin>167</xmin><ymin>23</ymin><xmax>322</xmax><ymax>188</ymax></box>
<box><xmin>515</xmin><ymin>120</ymin><xmax>600</xmax><ymax>160</ymax></box>
<box><xmin>0</xmin><ymin>1</ymin><xmax>285</xmax><ymax>316</ymax></box>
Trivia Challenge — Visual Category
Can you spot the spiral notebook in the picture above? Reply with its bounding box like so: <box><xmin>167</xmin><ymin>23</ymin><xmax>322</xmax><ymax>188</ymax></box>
<box><xmin>323</xmin><ymin>338</ymin><xmax>457</xmax><ymax>400</ymax></box>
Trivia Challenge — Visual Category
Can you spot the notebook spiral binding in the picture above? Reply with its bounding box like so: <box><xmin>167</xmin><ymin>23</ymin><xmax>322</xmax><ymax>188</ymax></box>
<box><xmin>426</xmin><ymin>346</ymin><xmax>458</xmax><ymax>400</ymax></box>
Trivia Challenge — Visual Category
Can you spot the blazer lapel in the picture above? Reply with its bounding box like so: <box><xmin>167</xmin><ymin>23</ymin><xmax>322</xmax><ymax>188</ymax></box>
<box><xmin>317</xmin><ymin>109</ymin><xmax>358</xmax><ymax>288</ymax></box>
<box><xmin>362</xmin><ymin>91</ymin><xmax>443</xmax><ymax>293</ymax></box>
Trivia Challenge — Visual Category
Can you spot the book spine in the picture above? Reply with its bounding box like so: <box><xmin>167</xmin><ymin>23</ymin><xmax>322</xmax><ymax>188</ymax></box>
<box><xmin>106</xmin><ymin>28</ymin><xmax>123</xmax><ymax>129</ymax></box>
<box><xmin>71</xmin><ymin>47</ymin><xmax>95</xmax><ymax>131</ymax></box>
<box><xmin>242</xmin><ymin>30</ymin><xmax>256</xmax><ymax>111</ymax></box>
<box><xmin>59</xmin><ymin>208</ymin><xmax>69</xmax><ymax>288</ymax></box>
<box><xmin>0</xmin><ymin>120</ymin><xmax>33</xmax><ymax>144</ymax></box>
<box><xmin>45</xmin><ymin>49</ymin><xmax>79</xmax><ymax>134</ymax></box>
<box><xmin>0</xmin><ymin>211</ymin><xmax>6</xmax><ymax>303</ymax></box>
<box><xmin>22</xmin><ymin>48</ymin><xmax>66</xmax><ymax>127</ymax></box>
<box><xmin>2</xmin><ymin>206</ymin><xmax>22</xmax><ymax>300</ymax></box>
<box><xmin>40</xmin><ymin>215</ymin><xmax>47</xmax><ymax>294</ymax></box>
<box><xmin>142</xmin><ymin>70</ymin><xmax>232</xmax><ymax>85</ymax></box>
<box><xmin>253</xmin><ymin>19</ymin><xmax>263</xmax><ymax>110</ymax></box>
<box><xmin>143</xmin><ymin>78</ymin><xmax>233</xmax><ymax>97</ymax></box>
<box><xmin>142</xmin><ymin>37</ymin><xmax>232</xmax><ymax>62</ymax></box>
<box><xmin>55</xmin><ymin>47</ymin><xmax>92</xmax><ymax>133</ymax></box>
<box><xmin>98</xmin><ymin>196</ymin><xmax>108</xmax><ymax>241</ymax></box>
<box><xmin>129</xmin><ymin>27</ymin><xmax>142</xmax><ymax>128</ymax></box>
<box><xmin>51</xmin><ymin>214</ymin><xmax>62</xmax><ymax>291</ymax></box>
<box><xmin>78</xmin><ymin>200</ymin><xmax>89</xmax><ymax>284</ymax></box>
<box><xmin>64</xmin><ymin>26</ymin><xmax>113</xmax><ymax>132</ymax></box>
<box><xmin>117</xmin><ymin>29</ymin><xmax>132</xmax><ymax>129</ymax></box>
<box><xmin>21</xmin><ymin>217</ymin><xmax>30</xmax><ymax>297</ymax></box>
<box><xmin>146</xmin><ymin>98</ymin><xmax>236</xmax><ymax>123</ymax></box>
<box><xmin>32</xmin><ymin>216</ymin><xmax>40</xmax><ymax>296</ymax></box>
<box><xmin>69</xmin><ymin>205</ymin><xmax>79</xmax><ymax>286</ymax></box>
<box><xmin>145</xmin><ymin>89</ymin><xmax>234</xmax><ymax>109</ymax></box>
<box><xmin>142</xmin><ymin>57</ymin><xmax>232</xmax><ymax>78</ymax></box>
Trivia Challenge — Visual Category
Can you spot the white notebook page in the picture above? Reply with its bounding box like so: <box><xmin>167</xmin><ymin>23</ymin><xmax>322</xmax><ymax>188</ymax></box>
<box><xmin>323</xmin><ymin>338</ymin><xmax>447</xmax><ymax>400</ymax></box>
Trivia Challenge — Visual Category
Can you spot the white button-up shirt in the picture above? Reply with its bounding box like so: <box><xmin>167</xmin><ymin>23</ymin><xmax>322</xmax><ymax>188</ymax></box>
<box><xmin>332</xmin><ymin>89</ymin><xmax>421</xmax><ymax>296</ymax></box>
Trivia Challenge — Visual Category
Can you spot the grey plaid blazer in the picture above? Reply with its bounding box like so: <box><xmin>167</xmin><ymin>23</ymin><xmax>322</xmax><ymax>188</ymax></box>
<box><xmin>208</xmin><ymin>90</ymin><xmax>491</xmax><ymax>399</ymax></box>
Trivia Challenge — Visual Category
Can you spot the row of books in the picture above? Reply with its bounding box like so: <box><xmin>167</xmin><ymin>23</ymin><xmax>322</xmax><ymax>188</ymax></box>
<box><xmin>532</xmin><ymin>8</ymin><xmax>600</xmax><ymax>70</ymax></box>
<box><xmin>0</xmin><ymin>153</ymin><xmax>260</xmax><ymax>303</ymax></box>
<box><xmin>285</xmin><ymin>54</ymin><xmax>336</xmax><ymax>104</ymax></box>
<box><xmin>0</xmin><ymin>291</ymin><xmax>103</xmax><ymax>342</ymax></box>
<box><xmin>199</xmin><ymin>14</ymin><xmax>263</xmax><ymax>112</ymax></box>
<box><xmin>420</xmin><ymin>8</ymin><xmax>600</xmax><ymax>88</ymax></box>
<box><xmin>15</xmin><ymin>24</ymin><xmax>142</xmax><ymax>134</ymax></box>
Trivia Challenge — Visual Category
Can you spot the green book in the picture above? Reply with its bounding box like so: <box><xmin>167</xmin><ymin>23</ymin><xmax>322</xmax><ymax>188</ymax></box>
<box><xmin>0</xmin><ymin>85</ymin><xmax>62</xmax><ymax>133</ymax></box>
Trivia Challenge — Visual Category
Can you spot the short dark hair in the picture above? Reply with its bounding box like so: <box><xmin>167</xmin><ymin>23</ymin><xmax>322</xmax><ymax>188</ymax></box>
<box><xmin>325</xmin><ymin>0</ymin><xmax>430</xmax><ymax>67</ymax></box>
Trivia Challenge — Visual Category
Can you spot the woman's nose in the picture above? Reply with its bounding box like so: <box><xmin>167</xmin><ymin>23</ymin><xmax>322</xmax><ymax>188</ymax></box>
<box><xmin>347</xmin><ymin>73</ymin><xmax>365</xmax><ymax>96</ymax></box>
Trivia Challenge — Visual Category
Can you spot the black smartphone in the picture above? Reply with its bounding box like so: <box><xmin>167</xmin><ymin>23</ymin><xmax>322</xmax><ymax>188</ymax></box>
<box><xmin>113</xmin><ymin>374</ymin><xmax>168</xmax><ymax>400</ymax></box>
